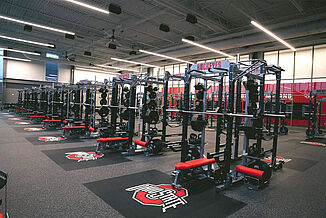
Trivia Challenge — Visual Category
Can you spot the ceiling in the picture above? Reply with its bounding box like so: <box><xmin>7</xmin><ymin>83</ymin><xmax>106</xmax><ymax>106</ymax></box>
<box><xmin>1</xmin><ymin>0</ymin><xmax>326</xmax><ymax>70</ymax></box>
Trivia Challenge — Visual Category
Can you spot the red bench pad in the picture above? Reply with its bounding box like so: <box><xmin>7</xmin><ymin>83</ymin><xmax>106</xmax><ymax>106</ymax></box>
<box><xmin>62</xmin><ymin>126</ymin><xmax>86</xmax><ymax>129</ymax></box>
<box><xmin>236</xmin><ymin>165</ymin><xmax>264</xmax><ymax>179</ymax></box>
<box><xmin>30</xmin><ymin>115</ymin><xmax>45</xmax><ymax>118</ymax></box>
<box><xmin>135</xmin><ymin>140</ymin><xmax>147</xmax><ymax>147</ymax></box>
<box><xmin>97</xmin><ymin>137</ymin><xmax>129</xmax><ymax>142</ymax></box>
<box><xmin>88</xmin><ymin>127</ymin><xmax>95</xmax><ymax>132</ymax></box>
<box><xmin>22</xmin><ymin>112</ymin><xmax>34</xmax><ymax>115</ymax></box>
<box><xmin>175</xmin><ymin>158</ymin><xmax>216</xmax><ymax>170</ymax></box>
<box><xmin>42</xmin><ymin>120</ymin><xmax>62</xmax><ymax>122</ymax></box>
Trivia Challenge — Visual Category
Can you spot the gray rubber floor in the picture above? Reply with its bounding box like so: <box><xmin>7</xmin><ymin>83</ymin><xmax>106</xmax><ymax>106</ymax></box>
<box><xmin>0</xmin><ymin>112</ymin><xmax>325</xmax><ymax>217</ymax></box>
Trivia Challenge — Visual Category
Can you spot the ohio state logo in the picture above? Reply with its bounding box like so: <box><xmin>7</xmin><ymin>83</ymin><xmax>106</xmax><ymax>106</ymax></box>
<box><xmin>8</xmin><ymin>118</ymin><xmax>23</xmax><ymax>120</ymax></box>
<box><xmin>300</xmin><ymin>141</ymin><xmax>326</xmax><ymax>147</ymax></box>
<box><xmin>65</xmin><ymin>152</ymin><xmax>104</xmax><ymax>162</ymax></box>
<box><xmin>261</xmin><ymin>155</ymin><xmax>292</xmax><ymax>163</ymax></box>
<box><xmin>38</xmin><ymin>136</ymin><xmax>65</xmax><ymax>142</ymax></box>
<box><xmin>126</xmin><ymin>184</ymin><xmax>188</xmax><ymax>213</ymax></box>
<box><xmin>24</xmin><ymin>128</ymin><xmax>45</xmax><ymax>132</ymax></box>
<box><xmin>15</xmin><ymin>121</ymin><xmax>32</xmax><ymax>125</ymax></box>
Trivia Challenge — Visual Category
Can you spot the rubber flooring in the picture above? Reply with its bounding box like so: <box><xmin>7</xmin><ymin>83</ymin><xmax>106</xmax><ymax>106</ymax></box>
<box><xmin>0</xmin><ymin>112</ymin><xmax>325</xmax><ymax>217</ymax></box>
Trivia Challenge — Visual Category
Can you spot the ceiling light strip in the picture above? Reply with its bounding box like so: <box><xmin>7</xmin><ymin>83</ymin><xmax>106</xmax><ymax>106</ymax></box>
<box><xmin>0</xmin><ymin>55</ymin><xmax>31</xmax><ymax>62</ymax></box>
<box><xmin>96</xmin><ymin>64</ymin><xmax>139</xmax><ymax>73</ymax></box>
<box><xmin>0</xmin><ymin>35</ymin><xmax>54</xmax><ymax>47</ymax></box>
<box><xmin>111</xmin><ymin>57</ymin><xmax>161</xmax><ymax>68</ymax></box>
<box><xmin>62</xmin><ymin>0</ymin><xmax>110</xmax><ymax>14</ymax></box>
<box><xmin>251</xmin><ymin>21</ymin><xmax>296</xmax><ymax>51</ymax></box>
<box><xmin>139</xmin><ymin>49</ymin><xmax>194</xmax><ymax>64</ymax></box>
<box><xmin>0</xmin><ymin>48</ymin><xmax>40</xmax><ymax>56</ymax></box>
<box><xmin>182</xmin><ymin>38</ymin><xmax>233</xmax><ymax>58</ymax></box>
<box><xmin>0</xmin><ymin>15</ymin><xmax>75</xmax><ymax>35</ymax></box>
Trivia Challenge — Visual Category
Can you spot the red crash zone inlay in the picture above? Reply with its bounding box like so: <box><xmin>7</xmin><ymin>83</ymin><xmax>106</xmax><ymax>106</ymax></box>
<box><xmin>15</xmin><ymin>122</ymin><xmax>32</xmax><ymax>125</ymax></box>
<box><xmin>126</xmin><ymin>183</ymin><xmax>188</xmax><ymax>213</ymax></box>
<box><xmin>65</xmin><ymin>152</ymin><xmax>104</xmax><ymax>162</ymax></box>
<box><xmin>38</xmin><ymin>136</ymin><xmax>65</xmax><ymax>142</ymax></box>
<box><xmin>24</xmin><ymin>128</ymin><xmax>45</xmax><ymax>132</ymax></box>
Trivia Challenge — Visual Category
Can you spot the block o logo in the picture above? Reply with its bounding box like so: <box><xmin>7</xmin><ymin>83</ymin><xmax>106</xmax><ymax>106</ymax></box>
<box><xmin>65</xmin><ymin>152</ymin><xmax>104</xmax><ymax>162</ymax></box>
<box><xmin>126</xmin><ymin>183</ymin><xmax>188</xmax><ymax>213</ymax></box>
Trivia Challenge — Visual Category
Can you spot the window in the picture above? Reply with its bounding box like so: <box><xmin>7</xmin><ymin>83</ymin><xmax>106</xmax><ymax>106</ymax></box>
<box><xmin>46</xmin><ymin>62</ymin><xmax>59</xmax><ymax>82</ymax></box>
<box><xmin>279</xmin><ymin>49</ymin><xmax>294</xmax><ymax>80</ymax></box>
<box><xmin>295</xmin><ymin>46</ymin><xmax>312</xmax><ymax>79</ymax></box>
<box><xmin>313</xmin><ymin>44</ymin><xmax>326</xmax><ymax>78</ymax></box>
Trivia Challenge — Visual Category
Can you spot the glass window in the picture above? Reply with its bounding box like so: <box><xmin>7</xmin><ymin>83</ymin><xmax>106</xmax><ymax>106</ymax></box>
<box><xmin>279</xmin><ymin>49</ymin><xmax>294</xmax><ymax>80</ymax></box>
<box><xmin>264</xmin><ymin>51</ymin><xmax>278</xmax><ymax>65</ymax></box>
<box><xmin>205</xmin><ymin>59</ymin><xmax>215</xmax><ymax>63</ymax></box>
<box><xmin>295</xmin><ymin>46</ymin><xmax>312</xmax><ymax>79</ymax></box>
<box><xmin>240</xmin><ymin>55</ymin><xmax>249</xmax><ymax>61</ymax></box>
<box><xmin>313</xmin><ymin>44</ymin><xmax>326</xmax><ymax>78</ymax></box>
<box><xmin>165</xmin><ymin>65</ymin><xmax>173</xmax><ymax>75</ymax></box>
<box><xmin>197</xmin><ymin>60</ymin><xmax>205</xmax><ymax>64</ymax></box>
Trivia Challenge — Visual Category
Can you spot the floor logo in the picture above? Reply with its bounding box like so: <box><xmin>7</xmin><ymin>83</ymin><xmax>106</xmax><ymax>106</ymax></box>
<box><xmin>24</xmin><ymin>128</ymin><xmax>45</xmax><ymax>132</ymax></box>
<box><xmin>65</xmin><ymin>152</ymin><xmax>104</xmax><ymax>162</ymax></box>
<box><xmin>9</xmin><ymin>118</ymin><xmax>23</xmax><ymax>120</ymax></box>
<box><xmin>300</xmin><ymin>141</ymin><xmax>326</xmax><ymax>147</ymax></box>
<box><xmin>38</xmin><ymin>136</ymin><xmax>65</xmax><ymax>142</ymax></box>
<box><xmin>126</xmin><ymin>183</ymin><xmax>188</xmax><ymax>213</ymax></box>
<box><xmin>261</xmin><ymin>155</ymin><xmax>292</xmax><ymax>163</ymax></box>
<box><xmin>15</xmin><ymin>121</ymin><xmax>32</xmax><ymax>125</ymax></box>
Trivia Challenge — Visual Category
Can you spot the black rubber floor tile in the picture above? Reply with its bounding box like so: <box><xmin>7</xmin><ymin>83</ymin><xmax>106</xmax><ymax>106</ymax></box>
<box><xmin>42</xmin><ymin>146</ymin><xmax>131</xmax><ymax>171</ymax></box>
<box><xmin>284</xmin><ymin>157</ymin><xmax>318</xmax><ymax>172</ymax></box>
<box><xmin>84</xmin><ymin>170</ymin><xmax>246</xmax><ymax>218</ymax></box>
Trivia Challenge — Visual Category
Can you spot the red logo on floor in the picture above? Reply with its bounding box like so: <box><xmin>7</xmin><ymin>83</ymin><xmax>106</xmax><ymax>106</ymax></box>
<box><xmin>15</xmin><ymin>122</ymin><xmax>32</xmax><ymax>125</ymax></box>
<box><xmin>65</xmin><ymin>152</ymin><xmax>104</xmax><ymax>162</ymax></box>
<box><xmin>38</xmin><ymin>136</ymin><xmax>65</xmax><ymax>142</ymax></box>
<box><xmin>126</xmin><ymin>184</ymin><xmax>188</xmax><ymax>213</ymax></box>
<box><xmin>24</xmin><ymin>128</ymin><xmax>45</xmax><ymax>132</ymax></box>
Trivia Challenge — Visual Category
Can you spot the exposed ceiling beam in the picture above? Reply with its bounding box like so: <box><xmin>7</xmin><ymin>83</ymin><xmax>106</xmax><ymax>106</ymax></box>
<box><xmin>289</xmin><ymin>0</ymin><xmax>305</xmax><ymax>15</ymax></box>
<box><xmin>151</xmin><ymin>0</ymin><xmax>229</xmax><ymax>33</ymax></box>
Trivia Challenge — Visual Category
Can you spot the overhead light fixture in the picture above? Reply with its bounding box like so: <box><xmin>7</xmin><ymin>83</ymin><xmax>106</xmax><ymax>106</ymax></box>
<box><xmin>24</xmin><ymin>25</ymin><xmax>33</xmax><ymax>32</ymax></box>
<box><xmin>75</xmin><ymin>67</ymin><xmax>120</xmax><ymax>74</ymax></box>
<box><xmin>0</xmin><ymin>15</ymin><xmax>75</xmax><ymax>35</ymax></box>
<box><xmin>62</xmin><ymin>0</ymin><xmax>110</xmax><ymax>14</ymax></box>
<box><xmin>84</xmin><ymin>51</ymin><xmax>92</xmax><ymax>56</ymax></box>
<box><xmin>111</xmin><ymin>57</ymin><xmax>161</xmax><ymax>68</ymax></box>
<box><xmin>96</xmin><ymin>64</ymin><xmax>139</xmax><ymax>73</ymax></box>
<box><xmin>159</xmin><ymin>24</ymin><xmax>170</xmax><ymax>32</ymax></box>
<box><xmin>108</xmin><ymin>4</ymin><xmax>121</xmax><ymax>14</ymax></box>
<box><xmin>139</xmin><ymin>49</ymin><xmax>194</xmax><ymax>64</ymax></box>
<box><xmin>0</xmin><ymin>48</ymin><xmax>40</xmax><ymax>55</ymax></box>
<box><xmin>0</xmin><ymin>34</ymin><xmax>55</xmax><ymax>48</ymax></box>
<box><xmin>108</xmin><ymin>43</ymin><xmax>117</xmax><ymax>49</ymax></box>
<box><xmin>182</xmin><ymin>38</ymin><xmax>233</xmax><ymax>58</ymax></box>
<box><xmin>186</xmin><ymin>14</ymin><xmax>197</xmax><ymax>24</ymax></box>
<box><xmin>251</xmin><ymin>20</ymin><xmax>296</xmax><ymax>51</ymax></box>
<box><xmin>0</xmin><ymin>55</ymin><xmax>31</xmax><ymax>62</ymax></box>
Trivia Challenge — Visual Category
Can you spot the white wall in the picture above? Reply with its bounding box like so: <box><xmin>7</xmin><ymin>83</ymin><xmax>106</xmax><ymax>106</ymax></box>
<box><xmin>74</xmin><ymin>69</ymin><xmax>115</xmax><ymax>84</ymax></box>
<box><xmin>5</xmin><ymin>59</ymin><xmax>71</xmax><ymax>83</ymax></box>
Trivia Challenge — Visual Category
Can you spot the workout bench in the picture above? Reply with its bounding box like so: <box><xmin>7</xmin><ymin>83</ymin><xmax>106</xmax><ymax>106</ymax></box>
<box><xmin>172</xmin><ymin>157</ymin><xmax>216</xmax><ymax>189</ymax></box>
<box><xmin>96</xmin><ymin>137</ymin><xmax>129</xmax><ymax>153</ymax></box>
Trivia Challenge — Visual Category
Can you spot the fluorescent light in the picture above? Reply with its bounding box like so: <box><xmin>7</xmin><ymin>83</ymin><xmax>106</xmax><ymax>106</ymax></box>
<box><xmin>62</xmin><ymin>0</ymin><xmax>110</xmax><ymax>14</ymax></box>
<box><xmin>111</xmin><ymin>57</ymin><xmax>162</xmax><ymax>68</ymax></box>
<box><xmin>96</xmin><ymin>64</ymin><xmax>139</xmax><ymax>73</ymax></box>
<box><xmin>75</xmin><ymin>67</ymin><xmax>120</xmax><ymax>74</ymax></box>
<box><xmin>139</xmin><ymin>49</ymin><xmax>194</xmax><ymax>64</ymax></box>
<box><xmin>0</xmin><ymin>15</ymin><xmax>75</xmax><ymax>35</ymax></box>
<box><xmin>0</xmin><ymin>34</ymin><xmax>55</xmax><ymax>47</ymax></box>
<box><xmin>251</xmin><ymin>21</ymin><xmax>296</xmax><ymax>51</ymax></box>
<box><xmin>46</xmin><ymin>53</ymin><xmax>59</xmax><ymax>59</ymax></box>
<box><xmin>0</xmin><ymin>55</ymin><xmax>31</xmax><ymax>62</ymax></box>
<box><xmin>182</xmin><ymin>38</ymin><xmax>233</xmax><ymax>58</ymax></box>
<box><xmin>0</xmin><ymin>48</ymin><xmax>40</xmax><ymax>55</ymax></box>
